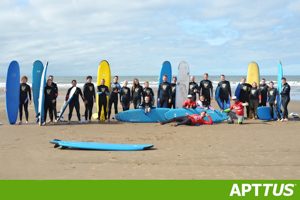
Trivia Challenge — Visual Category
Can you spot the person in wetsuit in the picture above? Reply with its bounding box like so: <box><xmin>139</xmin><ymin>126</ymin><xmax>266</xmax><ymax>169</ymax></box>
<box><xmin>161</xmin><ymin>111</ymin><xmax>213</xmax><ymax>126</ymax></box>
<box><xmin>280</xmin><ymin>77</ymin><xmax>291</xmax><ymax>122</ymax></box>
<box><xmin>48</xmin><ymin>75</ymin><xmax>58</xmax><ymax>120</ymax></box>
<box><xmin>142</xmin><ymin>81</ymin><xmax>154</xmax><ymax>105</ymax></box>
<box><xmin>267</xmin><ymin>81</ymin><xmax>280</xmax><ymax>120</ymax></box>
<box><xmin>259</xmin><ymin>78</ymin><xmax>268</xmax><ymax>106</ymax></box>
<box><xmin>120</xmin><ymin>80</ymin><xmax>131</xmax><ymax>111</ymax></box>
<box><xmin>157</xmin><ymin>75</ymin><xmax>172</xmax><ymax>108</ymax></box>
<box><xmin>108</xmin><ymin>76</ymin><xmax>121</xmax><ymax>120</ymax></box>
<box><xmin>196</xmin><ymin>95</ymin><xmax>210</xmax><ymax>109</ymax></box>
<box><xmin>83</xmin><ymin>76</ymin><xmax>95</xmax><ymax>122</ymax></box>
<box><xmin>189</xmin><ymin>76</ymin><xmax>199</xmax><ymax>102</ymax></box>
<box><xmin>199</xmin><ymin>73</ymin><xmax>213</xmax><ymax>105</ymax></box>
<box><xmin>238</xmin><ymin>77</ymin><xmax>252</xmax><ymax>118</ymax></box>
<box><xmin>131</xmin><ymin>78</ymin><xmax>143</xmax><ymax>109</ymax></box>
<box><xmin>66</xmin><ymin>80</ymin><xmax>85</xmax><ymax>123</ymax></box>
<box><xmin>139</xmin><ymin>95</ymin><xmax>153</xmax><ymax>113</ymax></box>
<box><xmin>170</xmin><ymin>76</ymin><xmax>177</xmax><ymax>108</ymax></box>
<box><xmin>97</xmin><ymin>79</ymin><xmax>110</xmax><ymax>121</ymax></box>
<box><xmin>44</xmin><ymin>78</ymin><xmax>56</xmax><ymax>124</ymax></box>
<box><xmin>19</xmin><ymin>76</ymin><xmax>32</xmax><ymax>124</ymax></box>
<box><xmin>249</xmin><ymin>82</ymin><xmax>261</xmax><ymax>119</ymax></box>
<box><xmin>217</xmin><ymin>75</ymin><xmax>231</xmax><ymax>110</ymax></box>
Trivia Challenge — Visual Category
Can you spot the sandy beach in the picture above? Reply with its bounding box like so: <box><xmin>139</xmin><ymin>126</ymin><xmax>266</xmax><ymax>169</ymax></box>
<box><xmin>0</xmin><ymin>89</ymin><xmax>299</xmax><ymax>180</ymax></box>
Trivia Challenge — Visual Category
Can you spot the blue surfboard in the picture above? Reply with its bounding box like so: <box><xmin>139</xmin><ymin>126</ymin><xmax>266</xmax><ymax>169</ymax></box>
<box><xmin>6</xmin><ymin>61</ymin><xmax>20</xmax><ymax>125</ymax></box>
<box><xmin>115</xmin><ymin>108</ymin><xmax>170</xmax><ymax>123</ymax></box>
<box><xmin>164</xmin><ymin>108</ymin><xmax>228</xmax><ymax>123</ymax></box>
<box><xmin>235</xmin><ymin>83</ymin><xmax>242</xmax><ymax>100</ymax></box>
<box><xmin>257</xmin><ymin>106</ymin><xmax>272</xmax><ymax>121</ymax></box>
<box><xmin>32</xmin><ymin>60</ymin><xmax>44</xmax><ymax>116</ymax></box>
<box><xmin>50</xmin><ymin>139</ymin><xmax>153</xmax><ymax>151</ymax></box>
<box><xmin>38</xmin><ymin>62</ymin><xmax>48</xmax><ymax>125</ymax></box>
<box><xmin>276</xmin><ymin>62</ymin><xmax>283</xmax><ymax>119</ymax></box>
<box><xmin>159</xmin><ymin>61</ymin><xmax>172</xmax><ymax>84</ymax></box>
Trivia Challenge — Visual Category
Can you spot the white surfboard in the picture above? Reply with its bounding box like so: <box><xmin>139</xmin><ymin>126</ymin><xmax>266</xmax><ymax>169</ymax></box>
<box><xmin>175</xmin><ymin>61</ymin><xmax>190</xmax><ymax>108</ymax></box>
<box><xmin>57</xmin><ymin>87</ymin><xmax>77</xmax><ymax>122</ymax></box>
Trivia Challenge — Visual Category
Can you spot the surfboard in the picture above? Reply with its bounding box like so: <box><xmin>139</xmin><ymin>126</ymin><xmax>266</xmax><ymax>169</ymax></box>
<box><xmin>246</xmin><ymin>61</ymin><xmax>260</xmax><ymax>85</ymax></box>
<box><xmin>276</xmin><ymin>62</ymin><xmax>283</xmax><ymax>119</ymax></box>
<box><xmin>38</xmin><ymin>62</ymin><xmax>48</xmax><ymax>126</ymax></box>
<box><xmin>157</xmin><ymin>61</ymin><xmax>172</xmax><ymax>107</ymax></box>
<box><xmin>257</xmin><ymin>106</ymin><xmax>272</xmax><ymax>121</ymax></box>
<box><xmin>32</xmin><ymin>60</ymin><xmax>44</xmax><ymax>116</ymax></box>
<box><xmin>164</xmin><ymin>108</ymin><xmax>228</xmax><ymax>123</ymax></box>
<box><xmin>50</xmin><ymin>139</ymin><xmax>153</xmax><ymax>151</ymax></box>
<box><xmin>57</xmin><ymin>87</ymin><xmax>77</xmax><ymax>121</ymax></box>
<box><xmin>235</xmin><ymin>83</ymin><xmax>242</xmax><ymax>100</ymax></box>
<box><xmin>6</xmin><ymin>61</ymin><xmax>20</xmax><ymax>125</ymax></box>
<box><xmin>214</xmin><ymin>86</ymin><xmax>224</xmax><ymax>109</ymax></box>
<box><xmin>93</xmin><ymin>60</ymin><xmax>111</xmax><ymax>120</ymax></box>
<box><xmin>115</xmin><ymin>108</ymin><xmax>170</xmax><ymax>123</ymax></box>
<box><xmin>175</xmin><ymin>61</ymin><xmax>190</xmax><ymax>108</ymax></box>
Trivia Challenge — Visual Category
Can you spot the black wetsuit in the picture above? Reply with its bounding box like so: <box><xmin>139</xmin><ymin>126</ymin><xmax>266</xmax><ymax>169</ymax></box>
<box><xmin>268</xmin><ymin>87</ymin><xmax>280</xmax><ymax>119</ymax></box>
<box><xmin>44</xmin><ymin>85</ymin><xmax>56</xmax><ymax>122</ymax></box>
<box><xmin>108</xmin><ymin>82</ymin><xmax>121</xmax><ymax>119</ymax></box>
<box><xmin>83</xmin><ymin>82</ymin><xmax>95</xmax><ymax>121</ymax></box>
<box><xmin>139</xmin><ymin>101</ymin><xmax>153</xmax><ymax>111</ymax></box>
<box><xmin>249</xmin><ymin>87</ymin><xmax>260</xmax><ymax>119</ymax></box>
<box><xmin>132</xmin><ymin>85</ymin><xmax>143</xmax><ymax>109</ymax></box>
<box><xmin>281</xmin><ymin>83</ymin><xmax>291</xmax><ymax>119</ymax></box>
<box><xmin>51</xmin><ymin>82</ymin><xmax>58</xmax><ymax>119</ymax></box>
<box><xmin>19</xmin><ymin>83</ymin><xmax>31</xmax><ymax>122</ymax></box>
<box><xmin>239</xmin><ymin>83</ymin><xmax>252</xmax><ymax>117</ymax></box>
<box><xmin>170</xmin><ymin>83</ymin><xmax>176</xmax><ymax>108</ymax></box>
<box><xmin>142</xmin><ymin>87</ymin><xmax>154</xmax><ymax>104</ymax></box>
<box><xmin>120</xmin><ymin>86</ymin><xmax>131</xmax><ymax>111</ymax></box>
<box><xmin>97</xmin><ymin>85</ymin><xmax>109</xmax><ymax>120</ymax></box>
<box><xmin>189</xmin><ymin>81</ymin><xmax>199</xmax><ymax>102</ymax></box>
<box><xmin>157</xmin><ymin>81</ymin><xmax>172</xmax><ymax>108</ymax></box>
<box><xmin>217</xmin><ymin>80</ymin><xmax>231</xmax><ymax>109</ymax></box>
<box><xmin>199</xmin><ymin>79</ymin><xmax>213</xmax><ymax>104</ymax></box>
<box><xmin>259</xmin><ymin>83</ymin><xmax>268</xmax><ymax>106</ymax></box>
<box><xmin>67</xmin><ymin>87</ymin><xmax>84</xmax><ymax>121</ymax></box>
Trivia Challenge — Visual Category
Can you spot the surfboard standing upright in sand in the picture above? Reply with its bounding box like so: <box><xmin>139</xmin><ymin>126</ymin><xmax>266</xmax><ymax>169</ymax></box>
<box><xmin>175</xmin><ymin>61</ymin><xmax>190</xmax><ymax>108</ymax></box>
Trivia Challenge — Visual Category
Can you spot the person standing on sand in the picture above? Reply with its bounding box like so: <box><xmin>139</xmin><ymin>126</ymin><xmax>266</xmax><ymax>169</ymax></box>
<box><xmin>48</xmin><ymin>75</ymin><xmax>58</xmax><ymax>120</ymax></box>
<box><xmin>189</xmin><ymin>76</ymin><xmax>199</xmax><ymax>102</ymax></box>
<box><xmin>83</xmin><ymin>76</ymin><xmax>96</xmax><ymax>122</ymax></box>
<box><xmin>199</xmin><ymin>73</ymin><xmax>213</xmax><ymax>105</ymax></box>
<box><xmin>142</xmin><ymin>81</ymin><xmax>154</xmax><ymax>105</ymax></box>
<box><xmin>131</xmin><ymin>78</ymin><xmax>143</xmax><ymax>109</ymax></box>
<box><xmin>97</xmin><ymin>79</ymin><xmax>110</xmax><ymax>121</ymax></box>
<box><xmin>259</xmin><ymin>78</ymin><xmax>268</xmax><ymax>106</ymax></box>
<box><xmin>238</xmin><ymin>77</ymin><xmax>252</xmax><ymax>118</ymax></box>
<box><xmin>157</xmin><ymin>75</ymin><xmax>172</xmax><ymax>108</ymax></box>
<box><xmin>44</xmin><ymin>78</ymin><xmax>56</xmax><ymax>125</ymax></box>
<box><xmin>249</xmin><ymin>82</ymin><xmax>261</xmax><ymax>119</ymax></box>
<box><xmin>280</xmin><ymin>77</ymin><xmax>291</xmax><ymax>122</ymax></box>
<box><xmin>19</xmin><ymin>76</ymin><xmax>32</xmax><ymax>124</ymax></box>
<box><xmin>120</xmin><ymin>80</ymin><xmax>131</xmax><ymax>111</ymax></box>
<box><xmin>66</xmin><ymin>80</ymin><xmax>85</xmax><ymax>123</ymax></box>
<box><xmin>170</xmin><ymin>76</ymin><xmax>177</xmax><ymax>108</ymax></box>
<box><xmin>267</xmin><ymin>81</ymin><xmax>280</xmax><ymax>121</ymax></box>
<box><xmin>108</xmin><ymin>76</ymin><xmax>121</xmax><ymax>120</ymax></box>
<box><xmin>217</xmin><ymin>74</ymin><xmax>231</xmax><ymax>110</ymax></box>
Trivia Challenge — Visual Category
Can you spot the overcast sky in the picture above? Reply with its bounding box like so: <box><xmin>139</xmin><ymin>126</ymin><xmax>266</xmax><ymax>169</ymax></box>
<box><xmin>0</xmin><ymin>0</ymin><xmax>300</xmax><ymax>76</ymax></box>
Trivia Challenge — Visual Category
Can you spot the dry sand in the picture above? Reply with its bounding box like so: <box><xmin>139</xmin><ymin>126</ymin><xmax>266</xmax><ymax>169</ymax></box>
<box><xmin>0</xmin><ymin>91</ymin><xmax>300</xmax><ymax>180</ymax></box>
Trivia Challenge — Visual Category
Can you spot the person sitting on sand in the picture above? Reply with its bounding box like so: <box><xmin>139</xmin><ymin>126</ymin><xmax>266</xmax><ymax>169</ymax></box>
<box><xmin>224</xmin><ymin>96</ymin><xmax>248</xmax><ymax>124</ymax></box>
<box><xmin>182</xmin><ymin>94</ymin><xmax>197</xmax><ymax>109</ymax></box>
<box><xmin>139</xmin><ymin>96</ymin><xmax>153</xmax><ymax>113</ymax></box>
<box><xmin>196</xmin><ymin>95</ymin><xmax>211</xmax><ymax>110</ymax></box>
<box><xmin>160</xmin><ymin>111</ymin><xmax>213</xmax><ymax>126</ymax></box>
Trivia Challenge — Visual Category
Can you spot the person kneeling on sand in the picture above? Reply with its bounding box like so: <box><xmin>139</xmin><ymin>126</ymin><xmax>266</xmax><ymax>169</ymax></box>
<box><xmin>197</xmin><ymin>95</ymin><xmax>213</xmax><ymax>110</ymax></box>
<box><xmin>139</xmin><ymin>96</ymin><xmax>153</xmax><ymax>113</ymax></box>
<box><xmin>182</xmin><ymin>94</ymin><xmax>197</xmax><ymax>109</ymax></box>
<box><xmin>160</xmin><ymin>111</ymin><xmax>213</xmax><ymax>127</ymax></box>
<box><xmin>224</xmin><ymin>96</ymin><xmax>248</xmax><ymax>124</ymax></box>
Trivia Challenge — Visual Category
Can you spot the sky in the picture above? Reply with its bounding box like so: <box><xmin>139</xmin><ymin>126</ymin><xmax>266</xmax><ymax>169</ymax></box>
<box><xmin>0</xmin><ymin>0</ymin><xmax>300</xmax><ymax>76</ymax></box>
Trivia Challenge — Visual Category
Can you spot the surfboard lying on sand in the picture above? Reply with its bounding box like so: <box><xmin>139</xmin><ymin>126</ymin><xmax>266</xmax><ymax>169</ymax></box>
<box><xmin>50</xmin><ymin>139</ymin><xmax>154</xmax><ymax>151</ymax></box>
<box><xmin>175</xmin><ymin>61</ymin><xmax>190</xmax><ymax>108</ymax></box>
<box><xmin>6</xmin><ymin>61</ymin><xmax>20</xmax><ymax>125</ymax></box>
<box><xmin>32</xmin><ymin>60</ymin><xmax>44</xmax><ymax>116</ymax></box>
<box><xmin>57</xmin><ymin>87</ymin><xmax>77</xmax><ymax>121</ymax></box>
<box><xmin>164</xmin><ymin>108</ymin><xmax>228</xmax><ymax>123</ymax></box>
<box><xmin>115</xmin><ymin>108</ymin><xmax>170</xmax><ymax>123</ymax></box>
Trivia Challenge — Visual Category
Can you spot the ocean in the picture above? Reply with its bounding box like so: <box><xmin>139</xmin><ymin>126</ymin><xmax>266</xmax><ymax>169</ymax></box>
<box><xmin>1</xmin><ymin>75</ymin><xmax>300</xmax><ymax>100</ymax></box>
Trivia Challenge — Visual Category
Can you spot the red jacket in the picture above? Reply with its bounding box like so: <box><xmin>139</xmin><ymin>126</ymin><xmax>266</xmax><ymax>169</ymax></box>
<box><xmin>182</xmin><ymin>100</ymin><xmax>196</xmax><ymax>108</ymax></box>
<box><xmin>230</xmin><ymin>101</ymin><xmax>244</xmax><ymax>116</ymax></box>
<box><xmin>187</xmin><ymin>114</ymin><xmax>213</xmax><ymax>125</ymax></box>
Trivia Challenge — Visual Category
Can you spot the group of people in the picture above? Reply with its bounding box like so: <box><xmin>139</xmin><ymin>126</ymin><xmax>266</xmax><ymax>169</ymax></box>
<box><xmin>17</xmin><ymin>73</ymin><xmax>291</xmax><ymax>126</ymax></box>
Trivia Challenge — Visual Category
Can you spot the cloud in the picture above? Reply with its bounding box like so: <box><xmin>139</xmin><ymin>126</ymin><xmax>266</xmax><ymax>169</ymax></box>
<box><xmin>0</xmin><ymin>0</ymin><xmax>299</xmax><ymax>77</ymax></box>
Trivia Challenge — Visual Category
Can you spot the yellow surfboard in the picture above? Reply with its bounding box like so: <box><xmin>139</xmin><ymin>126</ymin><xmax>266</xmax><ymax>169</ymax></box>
<box><xmin>246</xmin><ymin>61</ymin><xmax>260</xmax><ymax>85</ymax></box>
<box><xmin>92</xmin><ymin>60</ymin><xmax>111</xmax><ymax>120</ymax></box>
